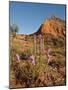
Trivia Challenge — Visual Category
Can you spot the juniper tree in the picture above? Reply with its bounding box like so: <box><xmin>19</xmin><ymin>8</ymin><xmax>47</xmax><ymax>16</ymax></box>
<box><xmin>10</xmin><ymin>24</ymin><xmax>19</xmax><ymax>38</ymax></box>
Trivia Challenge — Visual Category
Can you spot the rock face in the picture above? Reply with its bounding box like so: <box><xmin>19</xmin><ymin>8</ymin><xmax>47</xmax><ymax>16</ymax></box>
<box><xmin>33</xmin><ymin>16</ymin><xmax>66</xmax><ymax>48</ymax></box>
<box><xmin>36</xmin><ymin>16</ymin><xmax>65</xmax><ymax>38</ymax></box>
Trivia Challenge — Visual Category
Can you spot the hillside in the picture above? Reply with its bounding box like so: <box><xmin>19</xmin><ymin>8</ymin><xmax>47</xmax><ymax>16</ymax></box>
<box><xmin>36</xmin><ymin>16</ymin><xmax>65</xmax><ymax>37</ymax></box>
<box><xmin>10</xmin><ymin>16</ymin><xmax>66</xmax><ymax>88</ymax></box>
<box><xmin>34</xmin><ymin>16</ymin><xmax>66</xmax><ymax>48</ymax></box>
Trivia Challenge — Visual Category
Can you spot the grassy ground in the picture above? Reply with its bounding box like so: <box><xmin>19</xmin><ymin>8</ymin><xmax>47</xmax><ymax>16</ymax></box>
<box><xmin>9</xmin><ymin>34</ymin><xmax>66</xmax><ymax>88</ymax></box>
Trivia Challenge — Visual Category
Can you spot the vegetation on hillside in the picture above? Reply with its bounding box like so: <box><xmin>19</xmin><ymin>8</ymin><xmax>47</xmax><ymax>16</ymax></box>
<box><xmin>9</xmin><ymin>16</ymin><xmax>66</xmax><ymax>88</ymax></box>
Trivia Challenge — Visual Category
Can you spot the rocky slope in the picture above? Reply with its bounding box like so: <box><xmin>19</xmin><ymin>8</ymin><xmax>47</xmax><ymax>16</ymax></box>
<box><xmin>36</xmin><ymin>16</ymin><xmax>65</xmax><ymax>38</ymax></box>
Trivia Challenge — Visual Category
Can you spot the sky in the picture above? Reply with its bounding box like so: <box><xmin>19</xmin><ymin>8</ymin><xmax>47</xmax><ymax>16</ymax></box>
<box><xmin>10</xmin><ymin>1</ymin><xmax>66</xmax><ymax>35</ymax></box>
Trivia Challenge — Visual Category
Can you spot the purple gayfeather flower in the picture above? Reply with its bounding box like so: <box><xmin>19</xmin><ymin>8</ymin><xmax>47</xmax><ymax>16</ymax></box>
<box><xmin>32</xmin><ymin>59</ymin><xmax>35</xmax><ymax>65</ymax></box>
<box><xmin>16</xmin><ymin>54</ymin><xmax>20</xmax><ymax>62</ymax></box>
<box><xmin>29</xmin><ymin>55</ymin><xmax>35</xmax><ymax>65</ymax></box>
